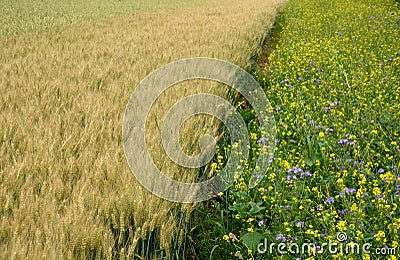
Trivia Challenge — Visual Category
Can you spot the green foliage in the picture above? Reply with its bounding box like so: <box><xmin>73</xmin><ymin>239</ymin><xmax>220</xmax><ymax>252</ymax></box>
<box><xmin>241</xmin><ymin>232</ymin><xmax>263</xmax><ymax>252</ymax></box>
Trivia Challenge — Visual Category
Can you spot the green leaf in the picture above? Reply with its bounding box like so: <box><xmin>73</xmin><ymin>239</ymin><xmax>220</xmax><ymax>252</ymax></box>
<box><xmin>209</xmin><ymin>245</ymin><xmax>219</xmax><ymax>260</ymax></box>
<box><xmin>214</xmin><ymin>221</ymin><xmax>223</xmax><ymax>231</ymax></box>
<box><xmin>304</xmin><ymin>157</ymin><xmax>314</xmax><ymax>166</ymax></box>
<box><xmin>228</xmin><ymin>203</ymin><xmax>247</xmax><ymax>218</ymax></box>
<box><xmin>241</xmin><ymin>231</ymin><xmax>264</xmax><ymax>252</ymax></box>
<box><xmin>363</xmin><ymin>235</ymin><xmax>375</xmax><ymax>241</ymax></box>
<box><xmin>249</xmin><ymin>202</ymin><xmax>264</xmax><ymax>214</ymax></box>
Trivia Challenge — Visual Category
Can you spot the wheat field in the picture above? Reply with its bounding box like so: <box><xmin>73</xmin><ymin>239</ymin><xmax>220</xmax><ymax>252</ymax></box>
<box><xmin>0</xmin><ymin>0</ymin><xmax>286</xmax><ymax>258</ymax></box>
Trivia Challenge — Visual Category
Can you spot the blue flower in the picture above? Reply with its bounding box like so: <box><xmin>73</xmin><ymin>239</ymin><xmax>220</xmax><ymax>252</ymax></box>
<box><xmin>296</xmin><ymin>221</ymin><xmax>305</xmax><ymax>228</ymax></box>
<box><xmin>280</xmin><ymin>79</ymin><xmax>289</xmax><ymax>84</ymax></box>
<box><xmin>337</xmin><ymin>208</ymin><xmax>349</xmax><ymax>215</ymax></box>
<box><xmin>326</xmin><ymin>197</ymin><xmax>335</xmax><ymax>204</ymax></box>
<box><xmin>276</xmin><ymin>233</ymin><xmax>286</xmax><ymax>242</ymax></box>
<box><xmin>345</xmin><ymin>188</ymin><xmax>357</xmax><ymax>195</ymax></box>
<box><xmin>257</xmin><ymin>136</ymin><xmax>266</xmax><ymax>143</ymax></box>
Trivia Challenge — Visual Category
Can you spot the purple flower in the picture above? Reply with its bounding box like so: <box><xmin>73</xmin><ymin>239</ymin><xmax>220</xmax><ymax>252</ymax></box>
<box><xmin>288</xmin><ymin>167</ymin><xmax>301</xmax><ymax>174</ymax></box>
<box><xmin>287</xmin><ymin>167</ymin><xmax>313</xmax><ymax>182</ymax></box>
<box><xmin>328</xmin><ymin>101</ymin><xmax>340</xmax><ymax>107</ymax></box>
<box><xmin>301</xmin><ymin>171</ymin><xmax>313</xmax><ymax>177</ymax></box>
<box><xmin>326</xmin><ymin>197</ymin><xmax>335</xmax><ymax>204</ymax></box>
<box><xmin>296</xmin><ymin>221</ymin><xmax>305</xmax><ymax>228</ymax></box>
<box><xmin>378</xmin><ymin>168</ymin><xmax>385</xmax><ymax>174</ymax></box>
<box><xmin>325</xmin><ymin>128</ymin><xmax>334</xmax><ymax>134</ymax></box>
<box><xmin>258</xmin><ymin>219</ymin><xmax>265</xmax><ymax>227</ymax></box>
<box><xmin>276</xmin><ymin>233</ymin><xmax>286</xmax><ymax>242</ymax></box>
<box><xmin>345</xmin><ymin>188</ymin><xmax>357</xmax><ymax>195</ymax></box>
<box><xmin>280</xmin><ymin>205</ymin><xmax>291</xmax><ymax>210</ymax></box>
<box><xmin>312</xmin><ymin>78</ymin><xmax>322</xmax><ymax>84</ymax></box>
<box><xmin>257</xmin><ymin>136</ymin><xmax>266</xmax><ymax>143</ymax></box>
<box><xmin>337</xmin><ymin>208</ymin><xmax>349</xmax><ymax>215</ymax></box>
<box><xmin>280</xmin><ymin>79</ymin><xmax>289</xmax><ymax>84</ymax></box>
<box><xmin>338</xmin><ymin>134</ymin><xmax>356</xmax><ymax>146</ymax></box>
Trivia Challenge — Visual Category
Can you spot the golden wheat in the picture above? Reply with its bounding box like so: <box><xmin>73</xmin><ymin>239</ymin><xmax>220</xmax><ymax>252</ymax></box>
<box><xmin>0</xmin><ymin>0</ymin><xmax>286</xmax><ymax>258</ymax></box>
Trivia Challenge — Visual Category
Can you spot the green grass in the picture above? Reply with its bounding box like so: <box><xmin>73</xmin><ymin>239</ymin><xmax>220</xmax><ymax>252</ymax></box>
<box><xmin>0</xmin><ymin>0</ymin><xmax>215</xmax><ymax>37</ymax></box>
<box><xmin>193</xmin><ymin>0</ymin><xmax>400</xmax><ymax>259</ymax></box>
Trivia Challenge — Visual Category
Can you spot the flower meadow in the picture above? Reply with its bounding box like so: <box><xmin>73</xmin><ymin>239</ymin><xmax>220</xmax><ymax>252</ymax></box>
<box><xmin>193</xmin><ymin>0</ymin><xmax>400</xmax><ymax>259</ymax></box>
